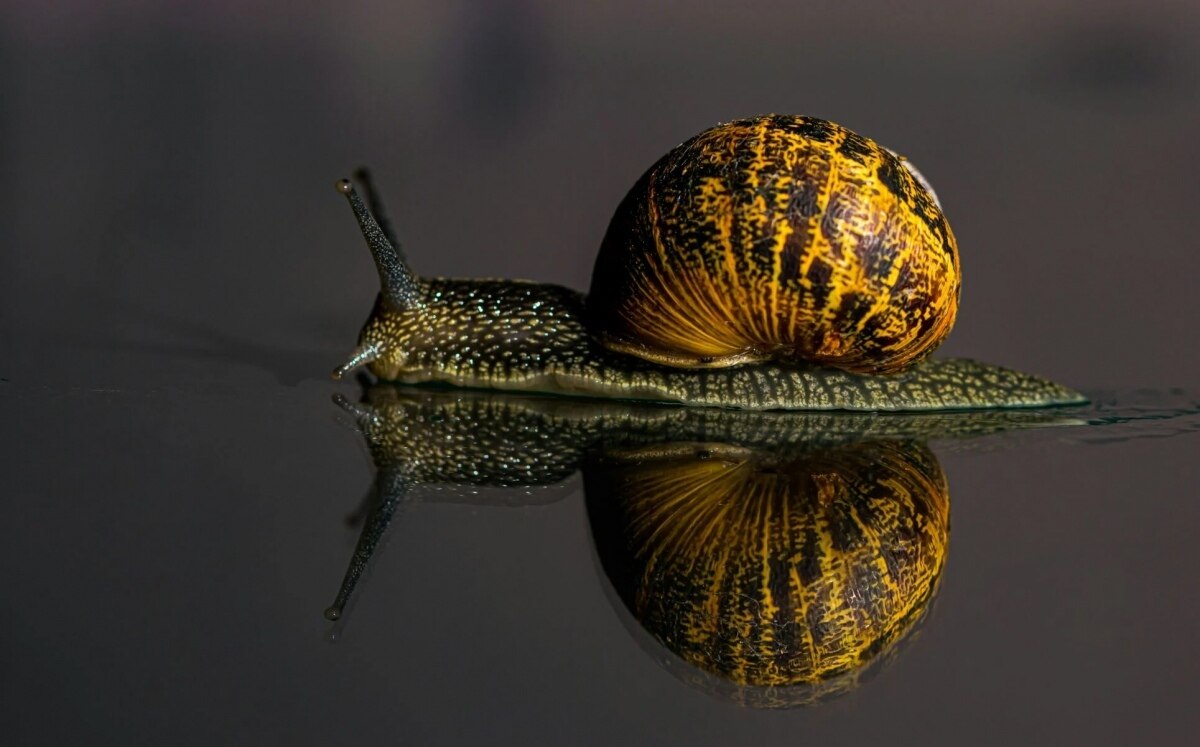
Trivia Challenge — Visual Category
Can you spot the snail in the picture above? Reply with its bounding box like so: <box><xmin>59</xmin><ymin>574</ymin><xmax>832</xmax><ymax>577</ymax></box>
<box><xmin>327</xmin><ymin>387</ymin><xmax>1082</xmax><ymax>700</ymax></box>
<box><xmin>333</xmin><ymin>114</ymin><xmax>1085</xmax><ymax>410</ymax></box>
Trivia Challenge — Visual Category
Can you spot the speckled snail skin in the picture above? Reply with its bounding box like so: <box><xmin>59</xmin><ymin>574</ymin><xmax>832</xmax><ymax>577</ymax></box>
<box><xmin>333</xmin><ymin>114</ymin><xmax>1084</xmax><ymax>411</ymax></box>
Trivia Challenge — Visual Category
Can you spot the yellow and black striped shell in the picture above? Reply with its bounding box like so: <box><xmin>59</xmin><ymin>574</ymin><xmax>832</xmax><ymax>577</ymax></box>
<box><xmin>586</xmin><ymin>438</ymin><xmax>949</xmax><ymax>701</ymax></box>
<box><xmin>587</xmin><ymin>114</ymin><xmax>960</xmax><ymax>375</ymax></box>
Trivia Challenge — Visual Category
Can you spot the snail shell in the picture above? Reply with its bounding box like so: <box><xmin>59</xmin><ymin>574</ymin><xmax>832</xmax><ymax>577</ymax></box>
<box><xmin>587</xmin><ymin>114</ymin><xmax>960</xmax><ymax>375</ymax></box>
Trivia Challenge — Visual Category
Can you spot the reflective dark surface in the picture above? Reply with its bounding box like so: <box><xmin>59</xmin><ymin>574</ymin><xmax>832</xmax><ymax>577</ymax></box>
<box><xmin>4</xmin><ymin>2</ymin><xmax>1200</xmax><ymax>744</ymax></box>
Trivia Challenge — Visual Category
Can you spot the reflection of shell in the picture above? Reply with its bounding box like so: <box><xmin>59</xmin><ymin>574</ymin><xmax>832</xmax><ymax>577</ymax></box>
<box><xmin>587</xmin><ymin>439</ymin><xmax>949</xmax><ymax>701</ymax></box>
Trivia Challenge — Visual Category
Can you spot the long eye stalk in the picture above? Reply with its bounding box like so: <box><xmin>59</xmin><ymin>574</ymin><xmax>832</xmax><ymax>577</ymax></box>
<box><xmin>336</xmin><ymin>172</ymin><xmax>421</xmax><ymax>310</ymax></box>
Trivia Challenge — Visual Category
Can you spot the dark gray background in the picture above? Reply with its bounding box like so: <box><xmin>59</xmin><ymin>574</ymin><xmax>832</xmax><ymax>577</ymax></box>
<box><xmin>2</xmin><ymin>1</ymin><xmax>1198</xmax><ymax>745</ymax></box>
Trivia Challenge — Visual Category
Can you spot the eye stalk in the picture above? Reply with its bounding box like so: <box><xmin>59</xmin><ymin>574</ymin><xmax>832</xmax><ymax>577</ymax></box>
<box><xmin>335</xmin><ymin>170</ymin><xmax>422</xmax><ymax>311</ymax></box>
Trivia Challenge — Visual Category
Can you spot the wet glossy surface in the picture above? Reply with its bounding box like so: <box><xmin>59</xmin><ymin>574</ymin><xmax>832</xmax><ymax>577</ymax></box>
<box><xmin>3</xmin><ymin>2</ymin><xmax>1200</xmax><ymax>744</ymax></box>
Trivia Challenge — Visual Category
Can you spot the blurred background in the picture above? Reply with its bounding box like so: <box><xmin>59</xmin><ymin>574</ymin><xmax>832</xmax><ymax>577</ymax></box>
<box><xmin>2</xmin><ymin>0</ymin><xmax>1198</xmax><ymax>389</ymax></box>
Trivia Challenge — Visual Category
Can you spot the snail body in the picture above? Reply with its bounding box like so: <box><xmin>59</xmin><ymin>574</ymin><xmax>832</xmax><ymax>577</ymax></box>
<box><xmin>334</xmin><ymin>115</ymin><xmax>1083</xmax><ymax>411</ymax></box>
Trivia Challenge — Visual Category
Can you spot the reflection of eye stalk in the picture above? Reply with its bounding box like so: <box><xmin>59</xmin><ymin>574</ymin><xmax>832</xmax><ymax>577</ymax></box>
<box><xmin>586</xmin><ymin>439</ymin><xmax>947</xmax><ymax>707</ymax></box>
<box><xmin>329</xmin><ymin>386</ymin><xmax>1082</xmax><ymax>703</ymax></box>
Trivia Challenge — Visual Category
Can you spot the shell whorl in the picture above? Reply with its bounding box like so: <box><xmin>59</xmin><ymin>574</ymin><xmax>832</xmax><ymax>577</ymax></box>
<box><xmin>588</xmin><ymin>114</ymin><xmax>960</xmax><ymax>375</ymax></box>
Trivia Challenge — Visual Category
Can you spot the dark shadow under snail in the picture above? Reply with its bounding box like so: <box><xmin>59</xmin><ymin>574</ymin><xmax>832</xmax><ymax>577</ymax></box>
<box><xmin>331</xmin><ymin>114</ymin><xmax>1084</xmax><ymax>411</ymax></box>
<box><xmin>326</xmin><ymin>385</ymin><xmax>1086</xmax><ymax>705</ymax></box>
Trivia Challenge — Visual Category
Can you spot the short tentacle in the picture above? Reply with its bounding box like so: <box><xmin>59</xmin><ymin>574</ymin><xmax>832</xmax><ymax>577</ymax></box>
<box><xmin>332</xmin><ymin>342</ymin><xmax>380</xmax><ymax>380</ymax></box>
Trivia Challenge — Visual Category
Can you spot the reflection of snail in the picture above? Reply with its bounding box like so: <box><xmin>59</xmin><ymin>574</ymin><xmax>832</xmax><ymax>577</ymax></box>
<box><xmin>328</xmin><ymin>386</ymin><xmax>1077</xmax><ymax>702</ymax></box>
<box><xmin>332</xmin><ymin>115</ymin><xmax>1083</xmax><ymax>410</ymax></box>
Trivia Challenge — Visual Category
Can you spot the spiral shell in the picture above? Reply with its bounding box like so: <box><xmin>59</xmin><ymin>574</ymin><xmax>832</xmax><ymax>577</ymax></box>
<box><xmin>587</xmin><ymin>114</ymin><xmax>960</xmax><ymax>375</ymax></box>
